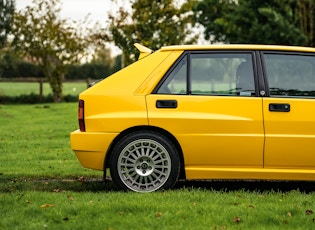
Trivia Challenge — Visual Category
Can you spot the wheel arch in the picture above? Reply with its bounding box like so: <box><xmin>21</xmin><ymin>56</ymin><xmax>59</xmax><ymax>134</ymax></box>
<box><xmin>104</xmin><ymin>126</ymin><xmax>186</xmax><ymax>180</ymax></box>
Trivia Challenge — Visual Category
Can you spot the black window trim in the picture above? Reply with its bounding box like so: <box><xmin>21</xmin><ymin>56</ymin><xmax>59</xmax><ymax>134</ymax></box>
<box><xmin>187</xmin><ymin>52</ymin><xmax>191</xmax><ymax>95</ymax></box>
<box><xmin>256</xmin><ymin>51</ymin><xmax>267</xmax><ymax>97</ymax></box>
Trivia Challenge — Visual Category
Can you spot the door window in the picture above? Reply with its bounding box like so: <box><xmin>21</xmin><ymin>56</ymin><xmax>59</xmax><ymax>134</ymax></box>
<box><xmin>263</xmin><ymin>53</ymin><xmax>315</xmax><ymax>97</ymax></box>
<box><xmin>157</xmin><ymin>52</ymin><xmax>256</xmax><ymax>96</ymax></box>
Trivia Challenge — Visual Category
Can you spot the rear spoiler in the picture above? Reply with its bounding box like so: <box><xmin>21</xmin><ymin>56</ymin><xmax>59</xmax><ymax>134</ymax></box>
<box><xmin>134</xmin><ymin>43</ymin><xmax>153</xmax><ymax>60</ymax></box>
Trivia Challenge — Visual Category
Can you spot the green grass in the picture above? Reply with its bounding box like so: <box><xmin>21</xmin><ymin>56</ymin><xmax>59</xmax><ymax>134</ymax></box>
<box><xmin>1</xmin><ymin>189</ymin><xmax>315</xmax><ymax>230</ymax></box>
<box><xmin>0</xmin><ymin>103</ymin><xmax>99</xmax><ymax>178</ymax></box>
<box><xmin>0</xmin><ymin>82</ymin><xmax>88</xmax><ymax>96</ymax></box>
<box><xmin>1</xmin><ymin>103</ymin><xmax>315</xmax><ymax>229</ymax></box>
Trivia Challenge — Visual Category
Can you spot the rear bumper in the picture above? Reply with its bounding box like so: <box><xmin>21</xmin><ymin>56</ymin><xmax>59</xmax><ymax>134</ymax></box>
<box><xmin>70</xmin><ymin>130</ymin><xmax>118</xmax><ymax>170</ymax></box>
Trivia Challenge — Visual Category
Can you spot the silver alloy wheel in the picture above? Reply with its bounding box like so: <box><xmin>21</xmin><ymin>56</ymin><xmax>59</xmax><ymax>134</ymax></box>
<box><xmin>117</xmin><ymin>138</ymin><xmax>172</xmax><ymax>192</ymax></box>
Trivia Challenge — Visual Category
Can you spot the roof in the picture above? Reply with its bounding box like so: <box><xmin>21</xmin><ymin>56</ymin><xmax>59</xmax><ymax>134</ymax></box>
<box><xmin>160</xmin><ymin>44</ymin><xmax>315</xmax><ymax>53</ymax></box>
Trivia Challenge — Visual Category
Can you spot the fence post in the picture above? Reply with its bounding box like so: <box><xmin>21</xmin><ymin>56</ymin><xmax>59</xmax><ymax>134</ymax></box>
<box><xmin>39</xmin><ymin>78</ymin><xmax>43</xmax><ymax>101</ymax></box>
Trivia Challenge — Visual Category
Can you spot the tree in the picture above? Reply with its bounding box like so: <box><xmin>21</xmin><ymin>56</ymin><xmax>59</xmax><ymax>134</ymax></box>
<box><xmin>0</xmin><ymin>0</ymin><xmax>15</xmax><ymax>77</ymax></box>
<box><xmin>109</xmin><ymin>0</ymin><xmax>198</xmax><ymax>66</ymax></box>
<box><xmin>193</xmin><ymin>0</ymin><xmax>310</xmax><ymax>46</ymax></box>
<box><xmin>11</xmin><ymin>0</ymin><xmax>88</xmax><ymax>102</ymax></box>
<box><xmin>0</xmin><ymin>0</ymin><xmax>14</xmax><ymax>48</ymax></box>
<box><xmin>297</xmin><ymin>0</ymin><xmax>315</xmax><ymax>46</ymax></box>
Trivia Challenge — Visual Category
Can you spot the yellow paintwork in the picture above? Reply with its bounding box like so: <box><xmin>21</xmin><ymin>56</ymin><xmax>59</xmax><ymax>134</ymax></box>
<box><xmin>263</xmin><ymin>98</ymin><xmax>315</xmax><ymax>169</ymax></box>
<box><xmin>161</xmin><ymin>44</ymin><xmax>315</xmax><ymax>53</ymax></box>
<box><xmin>185</xmin><ymin>167</ymin><xmax>315</xmax><ymax>181</ymax></box>
<box><xmin>146</xmin><ymin>95</ymin><xmax>264</xmax><ymax>167</ymax></box>
<box><xmin>71</xmin><ymin>130</ymin><xmax>118</xmax><ymax>170</ymax></box>
<box><xmin>70</xmin><ymin>44</ymin><xmax>315</xmax><ymax>182</ymax></box>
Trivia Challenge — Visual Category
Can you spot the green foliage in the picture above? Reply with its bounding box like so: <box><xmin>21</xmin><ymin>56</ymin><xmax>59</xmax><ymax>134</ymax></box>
<box><xmin>2</xmin><ymin>61</ymin><xmax>44</xmax><ymax>78</ymax></box>
<box><xmin>109</xmin><ymin>0</ymin><xmax>198</xmax><ymax>66</ymax></box>
<box><xmin>0</xmin><ymin>0</ymin><xmax>15</xmax><ymax>78</ymax></box>
<box><xmin>0</xmin><ymin>0</ymin><xmax>15</xmax><ymax>48</ymax></box>
<box><xmin>0</xmin><ymin>93</ymin><xmax>51</xmax><ymax>104</ymax></box>
<box><xmin>0</xmin><ymin>49</ymin><xmax>15</xmax><ymax>78</ymax></box>
<box><xmin>11</xmin><ymin>0</ymin><xmax>88</xmax><ymax>102</ymax></box>
<box><xmin>194</xmin><ymin>0</ymin><xmax>312</xmax><ymax>46</ymax></box>
<box><xmin>66</xmin><ymin>63</ymin><xmax>111</xmax><ymax>80</ymax></box>
<box><xmin>1</xmin><ymin>60</ymin><xmax>116</xmax><ymax>80</ymax></box>
<box><xmin>0</xmin><ymin>93</ymin><xmax>79</xmax><ymax>104</ymax></box>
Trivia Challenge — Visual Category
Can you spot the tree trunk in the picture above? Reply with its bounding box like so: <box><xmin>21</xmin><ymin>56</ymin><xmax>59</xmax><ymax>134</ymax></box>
<box><xmin>49</xmin><ymin>73</ymin><xmax>63</xmax><ymax>103</ymax></box>
<box><xmin>42</xmin><ymin>55</ymin><xmax>65</xmax><ymax>103</ymax></box>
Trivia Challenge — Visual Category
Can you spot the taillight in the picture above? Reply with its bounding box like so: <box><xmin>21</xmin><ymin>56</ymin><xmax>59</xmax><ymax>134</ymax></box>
<box><xmin>78</xmin><ymin>100</ymin><xmax>85</xmax><ymax>132</ymax></box>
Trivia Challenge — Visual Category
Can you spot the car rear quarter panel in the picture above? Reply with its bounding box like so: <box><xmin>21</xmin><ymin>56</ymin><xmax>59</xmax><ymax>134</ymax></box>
<box><xmin>71</xmin><ymin>50</ymin><xmax>183</xmax><ymax>170</ymax></box>
<box><xmin>80</xmin><ymin>50</ymin><xmax>181</xmax><ymax>133</ymax></box>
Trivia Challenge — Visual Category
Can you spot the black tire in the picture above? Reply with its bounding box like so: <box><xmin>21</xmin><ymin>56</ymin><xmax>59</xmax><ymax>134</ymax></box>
<box><xmin>110</xmin><ymin>131</ymin><xmax>180</xmax><ymax>192</ymax></box>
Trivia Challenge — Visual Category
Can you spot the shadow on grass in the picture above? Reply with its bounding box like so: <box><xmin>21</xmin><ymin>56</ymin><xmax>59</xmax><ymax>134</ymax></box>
<box><xmin>0</xmin><ymin>176</ymin><xmax>117</xmax><ymax>193</ymax></box>
<box><xmin>1</xmin><ymin>174</ymin><xmax>314</xmax><ymax>193</ymax></box>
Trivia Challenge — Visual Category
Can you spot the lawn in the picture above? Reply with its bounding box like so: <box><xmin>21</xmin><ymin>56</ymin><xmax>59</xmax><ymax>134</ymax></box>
<box><xmin>1</xmin><ymin>103</ymin><xmax>315</xmax><ymax>229</ymax></box>
<box><xmin>0</xmin><ymin>82</ymin><xmax>88</xmax><ymax>97</ymax></box>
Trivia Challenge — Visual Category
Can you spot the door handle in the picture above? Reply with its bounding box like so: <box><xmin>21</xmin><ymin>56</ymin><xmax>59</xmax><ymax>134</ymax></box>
<box><xmin>269</xmin><ymin>103</ymin><xmax>290</xmax><ymax>112</ymax></box>
<box><xmin>156</xmin><ymin>100</ymin><xmax>177</xmax><ymax>108</ymax></box>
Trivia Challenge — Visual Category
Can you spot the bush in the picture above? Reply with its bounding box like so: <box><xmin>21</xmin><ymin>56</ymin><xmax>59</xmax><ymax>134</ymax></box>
<box><xmin>0</xmin><ymin>93</ymin><xmax>78</xmax><ymax>104</ymax></box>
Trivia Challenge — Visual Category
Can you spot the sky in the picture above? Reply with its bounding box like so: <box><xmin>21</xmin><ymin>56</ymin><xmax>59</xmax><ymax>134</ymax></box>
<box><xmin>15</xmin><ymin>0</ymin><xmax>128</xmax><ymax>56</ymax></box>
<box><xmin>14</xmin><ymin>0</ymin><xmax>201</xmax><ymax>55</ymax></box>
<box><xmin>15</xmin><ymin>0</ymin><xmax>117</xmax><ymax>24</ymax></box>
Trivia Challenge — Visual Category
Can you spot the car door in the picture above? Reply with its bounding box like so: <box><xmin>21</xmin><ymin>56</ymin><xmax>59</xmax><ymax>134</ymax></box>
<box><xmin>146</xmin><ymin>51</ymin><xmax>265</xmax><ymax>169</ymax></box>
<box><xmin>262</xmin><ymin>51</ymin><xmax>315</xmax><ymax>169</ymax></box>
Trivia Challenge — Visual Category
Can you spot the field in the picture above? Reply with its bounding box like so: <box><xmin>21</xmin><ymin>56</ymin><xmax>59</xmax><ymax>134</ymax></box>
<box><xmin>1</xmin><ymin>85</ymin><xmax>315</xmax><ymax>229</ymax></box>
<box><xmin>0</xmin><ymin>82</ymin><xmax>88</xmax><ymax>97</ymax></box>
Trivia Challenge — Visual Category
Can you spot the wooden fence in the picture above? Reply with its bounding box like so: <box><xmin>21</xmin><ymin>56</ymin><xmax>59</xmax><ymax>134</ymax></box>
<box><xmin>0</xmin><ymin>77</ymin><xmax>94</xmax><ymax>99</ymax></box>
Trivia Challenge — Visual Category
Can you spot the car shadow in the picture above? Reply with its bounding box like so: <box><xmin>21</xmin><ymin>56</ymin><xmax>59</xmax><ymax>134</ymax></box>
<box><xmin>1</xmin><ymin>176</ymin><xmax>314</xmax><ymax>193</ymax></box>
<box><xmin>0</xmin><ymin>176</ymin><xmax>111</xmax><ymax>193</ymax></box>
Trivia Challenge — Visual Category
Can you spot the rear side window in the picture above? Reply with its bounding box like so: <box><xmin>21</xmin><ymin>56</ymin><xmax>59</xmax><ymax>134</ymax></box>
<box><xmin>263</xmin><ymin>53</ymin><xmax>315</xmax><ymax>97</ymax></box>
<box><xmin>157</xmin><ymin>55</ymin><xmax>187</xmax><ymax>94</ymax></box>
<box><xmin>156</xmin><ymin>52</ymin><xmax>256</xmax><ymax>96</ymax></box>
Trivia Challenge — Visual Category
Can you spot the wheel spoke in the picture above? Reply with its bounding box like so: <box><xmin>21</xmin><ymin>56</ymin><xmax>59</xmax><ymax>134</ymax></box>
<box><xmin>153</xmin><ymin>168</ymin><xmax>167</xmax><ymax>176</ymax></box>
<box><xmin>145</xmin><ymin>147</ymin><xmax>151</xmax><ymax>156</ymax></box>
<box><xmin>126</xmin><ymin>158</ymin><xmax>136</xmax><ymax>164</ymax></box>
<box><xmin>129</xmin><ymin>170</ymin><xmax>138</xmax><ymax>177</ymax></box>
<box><xmin>143</xmin><ymin>176</ymin><xmax>148</xmax><ymax>185</ymax></box>
<box><xmin>153</xmin><ymin>159</ymin><xmax>166</xmax><ymax>165</ymax></box>
<box><xmin>121</xmin><ymin>163</ymin><xmax>135</xmax><ymax>168</ymax></box>
<box><xmin>130</xmin><ymin>152</ymin><xmax>138</xmax><ymax>160</ymax></box>
<box><xmin>148</xmin><ymin>150</ymin><xmax>157</xmax><ymax>158</ymax></box>
<box><xmin>138</xmin><ymin>175</ymin><xmax>144</xmax><ymax>184</ymax></box>
<box><xmin>133</xmin><ymin>173</ymin><xmax>140</xmax><ymax>181</ymax></box>
<box><xmin>151</xmin><ymin>154</ymin><xmax>161</xmax><ymax>161</ymax></box>
<box><xmin>141</xmin><ymin>147</ymin><xmax>145</xmax><ymax>157</ymax></box>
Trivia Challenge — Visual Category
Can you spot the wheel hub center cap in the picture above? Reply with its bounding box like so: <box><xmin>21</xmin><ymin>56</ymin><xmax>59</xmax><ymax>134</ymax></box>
<box><xmin>141</xmin><ymin>163</ymin><xmax>148</xmax><ymax>169</ymax></box>
<box><xmin>135</xmin><ymin>157</ymin><xmax>154</xmax><ymax>176</ymax></box>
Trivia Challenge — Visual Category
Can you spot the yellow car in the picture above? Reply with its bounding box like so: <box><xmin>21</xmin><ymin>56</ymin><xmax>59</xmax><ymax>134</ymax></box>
<box><xmin>71</xmin><ymin>43</ymin><xmax>315</xmax><ymax>192</ymax></box>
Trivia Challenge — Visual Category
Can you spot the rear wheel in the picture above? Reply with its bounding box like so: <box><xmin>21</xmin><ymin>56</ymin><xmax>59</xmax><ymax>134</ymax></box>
<box><xmin>110</xmin><ymin>131</ymin><xmax>180</xmax><ymax>192</ymax></box>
